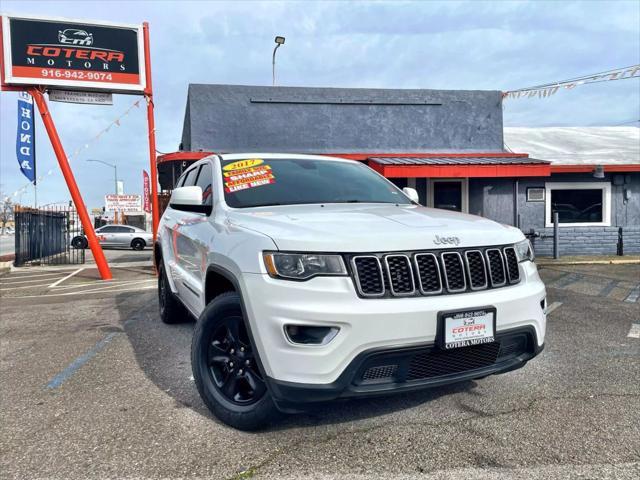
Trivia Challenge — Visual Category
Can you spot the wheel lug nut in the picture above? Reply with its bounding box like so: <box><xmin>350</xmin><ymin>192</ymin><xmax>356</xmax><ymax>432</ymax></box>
<box><xmin>245</xmin><ymin>360</ymin><xmax>250</xmax><ymax>365</ymax></box>
<box><xmin>238</xmin><ymin>369</ymin><xmax>244</xmax><ymax>375</ymax></box>
<box><xmin>230</xmin><ymin>348</ymin><xmax>235</xmax><ymax>354</ymax></box>
<box><xmin>240</xmin><ymin>347</ymin><xmax>245</xmax><ymax>352</ymax></box>
<box><xmin>229</xmin><ymin>362</ymin><xmax>234</xmax><ymax>368</ymax></box>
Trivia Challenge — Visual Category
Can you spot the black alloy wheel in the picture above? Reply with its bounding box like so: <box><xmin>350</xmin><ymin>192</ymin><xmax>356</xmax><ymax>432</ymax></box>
<box><xmin>207</xmin><ymin>315</ymin><xmax>266</xmax><ymax>404</ymax></box>
<box><xmin>72</xmin><ymin>236</ymin><xmax>87</xmax><ymax>249</ymax></box>
<box><xmin>192</xmin><ymin>292</ymin><xmax>277</xmax><ymax>430</ymax></box>
<box><xmin>131</xmin><ymin>239</ymin><xmax>145</xmax><ymax>250</ymax></box>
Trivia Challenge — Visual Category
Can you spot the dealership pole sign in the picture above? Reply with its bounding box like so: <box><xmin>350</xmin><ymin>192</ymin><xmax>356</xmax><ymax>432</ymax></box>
<box><xmin>1</xmin><ymin>15</ymin><xmax>146</xmax><ymax>92</ymax></box>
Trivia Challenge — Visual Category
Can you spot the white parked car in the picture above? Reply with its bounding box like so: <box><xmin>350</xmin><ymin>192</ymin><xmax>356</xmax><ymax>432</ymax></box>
<box><xmin>155</xmin><ymin>154</ymin><xmax>546</xmax><ymax>430</ymax></box>
<box><xmin>72</xmin><ymin>224</ymin><xmax>152</xmax><ymax>250</ymax></box>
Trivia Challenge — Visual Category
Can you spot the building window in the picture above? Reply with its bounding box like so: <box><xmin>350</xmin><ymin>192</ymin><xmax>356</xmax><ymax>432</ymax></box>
<box><xmin>428</xmin><ymin>179</ymin><xmax>469</xmax><ymax>213</ymax></box>
<box><xmin>545</xmin><ymin>182</ymin><xmax>611</xmax><ymax>227</ymax></box>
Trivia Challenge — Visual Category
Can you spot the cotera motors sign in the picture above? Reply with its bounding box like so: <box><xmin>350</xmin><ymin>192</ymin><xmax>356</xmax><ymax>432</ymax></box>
<box><xmin>1</xmin><ymin>15</ymin><xmax>146</xmax><ymax>92</ymax></box>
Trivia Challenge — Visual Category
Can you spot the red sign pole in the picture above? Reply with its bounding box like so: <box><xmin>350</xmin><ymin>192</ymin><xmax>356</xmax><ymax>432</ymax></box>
<box><xmin>142</xmin><ymin>22</ymin><xmax>160</xmax><ymax>241</ymax></box>
<box><xmin>29</xmin><ymin>88</ymin><xmax>113</xmax><ymax>280</ymax></box>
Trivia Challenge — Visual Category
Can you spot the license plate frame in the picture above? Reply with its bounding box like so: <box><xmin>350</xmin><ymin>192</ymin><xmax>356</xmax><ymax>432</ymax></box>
<box><xmin>437</xmin><ymin>306</ymin><xmax>497</xmax><ymax>350</ymax></box>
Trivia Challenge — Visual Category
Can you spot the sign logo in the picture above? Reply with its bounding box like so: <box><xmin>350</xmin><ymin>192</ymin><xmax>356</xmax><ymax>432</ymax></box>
<box><xmin>433</xmin><ymin>235</ymin><xmax>460</xmax><ymax>246</ymax></box>
<box><xmin>58</xmin><ymin>28</ymin><xmax>94</xmax><ymax>46</ymax></box>
<box><xmin>2</xmin><ymin>15</ymin><xmax>145</xmax><ymax>92</ymax></box>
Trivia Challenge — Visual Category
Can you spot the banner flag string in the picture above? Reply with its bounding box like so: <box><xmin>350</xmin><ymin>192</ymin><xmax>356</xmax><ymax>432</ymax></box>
<box><xmin>503</xmin><ymin>65</ymin><xmax>639</xmax><ymax>100</ymax></box>
<box><xmin>6</xmin><ymin>97</ymin><xmax>142</xmax><ymax>201</ymax></box>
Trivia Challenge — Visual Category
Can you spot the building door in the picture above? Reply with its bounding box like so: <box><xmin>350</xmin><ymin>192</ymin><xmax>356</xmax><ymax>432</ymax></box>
<box><xmin>428</xmin><ymin>179</ymin><xmax>469</xmax><ymax>213</ymax></box>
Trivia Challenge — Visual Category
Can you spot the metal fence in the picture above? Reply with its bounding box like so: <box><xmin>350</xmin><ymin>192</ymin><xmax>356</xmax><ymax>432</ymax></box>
<box><xmin>14</xmin><ymin>206</ymin><xmax>85</xmax><ymax>266</ymax></box>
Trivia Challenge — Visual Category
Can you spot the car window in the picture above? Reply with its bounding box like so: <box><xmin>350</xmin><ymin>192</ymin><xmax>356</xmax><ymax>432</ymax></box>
<box><xmin>220</xmin><ymin>158</ymin><xmax>411</xmax><ymax>208</ymax></box>
<box><xmin>195</xmin><ymin>163</ymin><xmax>213</xmax><ymax>207</ymax></box>
<box><xmin>181</xmin><ymin>167</ymin><xmax>199</xmax><ymax>187</ymax></box>
<box><xmin>100</xmin><ymin>226</ymin><xmax>118</xmax><ymax>233</ymax></box>
<box><xmin>117</xmin><ymin>227</ymin><xmax>134</xmax><ymax>233</ymax></box>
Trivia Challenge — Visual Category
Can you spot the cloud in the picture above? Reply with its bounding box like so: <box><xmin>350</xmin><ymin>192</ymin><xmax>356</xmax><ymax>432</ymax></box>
<box><xmin>0</xmin><ymin>0</ymin><xmax>638</xmax><ymax>207</ymax></box>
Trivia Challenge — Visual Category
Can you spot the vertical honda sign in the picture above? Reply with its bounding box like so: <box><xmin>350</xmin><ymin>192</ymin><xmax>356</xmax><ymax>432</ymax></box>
<box><xmin>16</xmin><ymin>92</ymin><xmax>36</xmax><ymax>183</ymax></box>
<box><xmin>142</xmin><ymin>169</ymin><xmax>151</xmax><ymax>213</ymax></box>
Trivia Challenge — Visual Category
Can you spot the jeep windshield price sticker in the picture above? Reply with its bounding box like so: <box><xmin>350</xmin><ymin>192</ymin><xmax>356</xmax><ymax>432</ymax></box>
<box><xmin>442</xmin><ymin>309</ymin><xmax>495</xmax><ymax>349</ymax></box>
<box><xmin>1</xmin><ymin>15</ymin><xmax>145</xmax><ymax>92</ymax></box>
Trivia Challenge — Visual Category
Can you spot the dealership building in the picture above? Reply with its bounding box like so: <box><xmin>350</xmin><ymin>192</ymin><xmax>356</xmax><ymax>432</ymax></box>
<box><xmin>158</xmin><ymin>84</ymin><xmax>640</xmax><ymax>256</ymax></box>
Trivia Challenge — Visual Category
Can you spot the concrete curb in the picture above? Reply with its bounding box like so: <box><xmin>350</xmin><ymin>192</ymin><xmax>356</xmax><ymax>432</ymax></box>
<box><xmin>0</xmin><ymin>260</ymin><xmax>13</xmax><ymax>275</ymax></box>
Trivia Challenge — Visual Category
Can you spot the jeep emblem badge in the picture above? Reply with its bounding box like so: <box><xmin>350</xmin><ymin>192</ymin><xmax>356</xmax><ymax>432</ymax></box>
<box><xmin>434</xmin><ymin>235</ymin><xmax>461</xmax><ymax>246</ymax></box>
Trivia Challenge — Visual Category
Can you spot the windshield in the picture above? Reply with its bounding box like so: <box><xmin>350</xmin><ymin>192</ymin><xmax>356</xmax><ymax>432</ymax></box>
<box><xmin>220</xmin><ymin>157</ymin><xmax>411</xmax><ymax>208</ymax></box>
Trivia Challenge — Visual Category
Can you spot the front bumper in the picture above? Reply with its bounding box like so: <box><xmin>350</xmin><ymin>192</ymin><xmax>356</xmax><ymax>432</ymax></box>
<box><xmin>240</xmin><ymin>261</ymin><xmax>546</xmax><ymax>393</ymax></box>
<box><xmin>266</xmin><ymin>326</ymin><xmax>543</xmax><ymax>410</ymax></box>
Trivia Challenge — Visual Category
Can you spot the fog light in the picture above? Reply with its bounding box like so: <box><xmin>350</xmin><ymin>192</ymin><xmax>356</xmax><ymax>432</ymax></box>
<box><xmin>284</xmin><ymin>325</ymin><xmax>339</xmax><ymax>345</ymax></box>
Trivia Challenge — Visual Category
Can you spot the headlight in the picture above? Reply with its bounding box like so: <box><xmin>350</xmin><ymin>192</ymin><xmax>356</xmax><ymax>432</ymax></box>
<box><xmin>263</xmin><ymin>252</ymin><xmax>347</xmax><ymax>280</ymax></box>
<box><xmin>514</xmin><ymin>239</ymin><xmax>535</xmax><ymax>263</ymax></box>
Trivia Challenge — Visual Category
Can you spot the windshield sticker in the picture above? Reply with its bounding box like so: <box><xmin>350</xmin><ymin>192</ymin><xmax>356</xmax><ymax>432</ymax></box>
<box><xmin>223</xmin><ymin>159</ymin><xmax>264</xmax><ymax>171</ymax></box>
<box><xmin>224</xmin><ymin>164</ymin><xmax>275</xmax><ymax>193</ymax></box>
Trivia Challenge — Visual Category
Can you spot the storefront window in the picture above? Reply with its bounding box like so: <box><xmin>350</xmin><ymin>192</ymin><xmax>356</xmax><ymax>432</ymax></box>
<box><xmin>545</xmin><ymin>182</ymin><xmax>611</xmax><ymax>227</ymax></box>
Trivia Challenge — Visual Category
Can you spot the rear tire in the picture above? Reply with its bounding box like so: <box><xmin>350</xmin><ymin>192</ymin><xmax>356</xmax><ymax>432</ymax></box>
<box><xmin>192</xmin><ymin>292</ymin><xmax>278</xmax><ymax>430</ymax></box>
<box><xmin>131</xmin><ymin>238</ymin><xmax>146</xmax><ymax>250</ymax></box>
<box><xmin>158</xmin><ymin>262</ymin><xmax>187</xmax><ymax>324</ymax></box>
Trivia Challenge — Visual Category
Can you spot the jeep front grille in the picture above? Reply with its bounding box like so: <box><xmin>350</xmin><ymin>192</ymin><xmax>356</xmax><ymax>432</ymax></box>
<box><xmin>350</xmin><ymin>246</ymin><xmax>520</xmax><ymax>298</ymax></box>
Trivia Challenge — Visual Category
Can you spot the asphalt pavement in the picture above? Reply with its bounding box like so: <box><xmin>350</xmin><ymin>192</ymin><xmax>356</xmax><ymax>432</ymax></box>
<box><xmin>0</xmin><ymin>263</ymin><xmax>638</xmax><ymax>479</ymax></box>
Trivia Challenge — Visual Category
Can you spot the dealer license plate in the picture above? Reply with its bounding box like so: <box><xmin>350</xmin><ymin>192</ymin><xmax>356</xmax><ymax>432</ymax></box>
<box><xmin>442</xmin><ymin>308</ymin><xmax>495</xmax><ymax>349</ymax></box>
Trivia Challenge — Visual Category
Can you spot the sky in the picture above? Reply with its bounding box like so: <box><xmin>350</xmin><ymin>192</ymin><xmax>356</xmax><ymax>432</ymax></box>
<box><xmin>0</xmin><ymin>0</ymin><xmax>639</xmax><ymax>209</ymax></box>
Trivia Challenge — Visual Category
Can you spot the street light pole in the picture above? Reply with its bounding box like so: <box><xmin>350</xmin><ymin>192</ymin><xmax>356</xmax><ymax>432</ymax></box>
<box><xmin>86</xmin><ymin>159</ymin><xmax>118</xmax><ymax>195</ymax></box>
<box><xmin>272</xmin><ymin>36</ymin><xmax>285</xmax><ymax>86</ymax></box>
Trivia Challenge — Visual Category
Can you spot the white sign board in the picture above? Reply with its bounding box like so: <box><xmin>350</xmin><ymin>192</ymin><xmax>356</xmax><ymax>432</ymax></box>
<box><xmin>49</xmin><ymin>89</ymin><xmax>113</xmax><ymax>105</ymax></box>
<box><xmin>105</xmin><ymin>194</ymin><xmax>141</xmax><ymax>212</ymax></box>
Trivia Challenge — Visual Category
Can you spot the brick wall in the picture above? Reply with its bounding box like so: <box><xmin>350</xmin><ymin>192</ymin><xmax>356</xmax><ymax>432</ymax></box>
<box><xmin>530</xmin><ymin>225</ymin><xmax>640</xmax><ymax>256</ymax></box>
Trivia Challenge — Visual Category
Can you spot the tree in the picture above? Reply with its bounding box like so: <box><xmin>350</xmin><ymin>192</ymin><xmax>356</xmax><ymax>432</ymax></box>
<box><xmin>0</xmin><ymin>194</ymin><xmax>14</xmax><ymax>235</ymax></box>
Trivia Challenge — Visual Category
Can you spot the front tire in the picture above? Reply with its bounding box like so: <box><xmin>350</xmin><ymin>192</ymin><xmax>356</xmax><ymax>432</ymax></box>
<box><xmin>191</xmin><ymin>292</ymin><xmax>277</xmax><ymax>430</ymax></box>
<box><xmin>158</xmin><ymin>262</ymin><xmax>187</xmax><ymax>324</ymax></box>
<box><xmin>72</xmin><ymin>236</ymin><xmax>87</xmax><ymax>249</ymax></box>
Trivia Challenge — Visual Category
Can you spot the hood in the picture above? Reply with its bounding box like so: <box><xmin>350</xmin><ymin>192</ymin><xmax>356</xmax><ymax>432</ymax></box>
<box><xmin>227</xmin><ymin>204</ymin><xmax>524</xmax><ymax>252</ymax></box>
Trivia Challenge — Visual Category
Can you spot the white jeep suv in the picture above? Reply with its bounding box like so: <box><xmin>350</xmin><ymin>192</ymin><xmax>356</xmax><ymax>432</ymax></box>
<box><xmin>155</xmin><ymin>153</ymin><xmax>546</xmax><ymax>430</ymax></box>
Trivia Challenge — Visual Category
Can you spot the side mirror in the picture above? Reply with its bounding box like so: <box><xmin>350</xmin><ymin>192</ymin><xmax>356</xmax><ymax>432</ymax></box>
<box><xmin>402</xmin><ymin>187</ymin><xmax>420</xmax><ymax>204</ymax></box>
<box><xmin>170</xmin><ymin>186</ymin><xmax>211</xmax><ymax>214</ymax></box>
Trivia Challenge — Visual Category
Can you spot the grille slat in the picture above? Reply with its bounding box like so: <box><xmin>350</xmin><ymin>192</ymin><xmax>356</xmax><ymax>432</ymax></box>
<box><xmin>415</xmin><ymin>253</ymin><xmax>442</xmax><ymax>294</ymax></box>
<box><xmin>441</xmin><ymin>252</ymin><xmax>466</xmax><ymax>292</ymax></box>
<box><xmin>503</xmin><ymin>247</ymin><xmax>520</xmax><ymax>283</ymax></box>
<box><xmin>465</xmin><ymin>250</ymin><xmax>488</xmax><ymax>290</ymax></box>
<box><xmin>486</xmin><ymin>249</ymin><xmax>507</xmax><ymax>286</ymax></box>
<box><xmin>351</xmin><ymin>246</ymin><xmax>521</xmax><ymax>298</ymax></box>
<box><xmin>384</xmin><ymin>255</ymin><xmax>415</xmax><ymax>295</ymax></box>
<box><xmin>352</xmin><ymin>256</ymin><xmax>384</xmax><ymax>296</ymax></box>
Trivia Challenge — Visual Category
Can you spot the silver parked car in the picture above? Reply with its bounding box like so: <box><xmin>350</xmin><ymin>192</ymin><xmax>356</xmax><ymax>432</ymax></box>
<box><xmin>72</xmin><ymin>224</ymin><xmax>153</xmax><ymax>250</ymax></box>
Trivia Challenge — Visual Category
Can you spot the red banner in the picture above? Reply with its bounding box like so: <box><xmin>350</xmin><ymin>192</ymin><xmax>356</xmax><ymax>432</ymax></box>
<box><xmin>143</xmin><ymin>170</ymin><xmax>151</xmax><ymax>213</ymax></box>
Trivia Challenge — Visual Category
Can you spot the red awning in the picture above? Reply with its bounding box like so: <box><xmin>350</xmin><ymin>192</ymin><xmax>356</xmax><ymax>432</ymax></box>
<box><xmin>364</xmin><ymin>153</ymin><xmax>551</xmax><ymax>177</ymax></box>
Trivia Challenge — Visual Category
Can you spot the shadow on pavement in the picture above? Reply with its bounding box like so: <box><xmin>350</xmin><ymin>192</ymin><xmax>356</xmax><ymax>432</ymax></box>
<box><xmin>114</xmin><ymin>291</ymin><xmax>476</xmax><ymax>431</ymax></box>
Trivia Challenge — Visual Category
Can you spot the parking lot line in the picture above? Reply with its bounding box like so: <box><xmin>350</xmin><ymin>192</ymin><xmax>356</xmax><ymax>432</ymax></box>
<box><xmin>48</xmin><ymin>267</ymin><xmax>85</xmax><ymax>288</ymax></box>
<box><xmin>9</xmin><ymin>280</ymin><xmax>156</xmax><ymax>298</ymax></box>
<box><xmin>46</xmin><ymin>332</ymin><xmax>120</xmax><ymax>389</ymax></box>
<box><xmin>0</xmin><ymin>282</ymin><xmax>62</xmax><ymax>291</ymax></box>
<box><xmin>0</xmin><ymin>275</ymin><xmax>65</xmax><ymax>285</ymax></box>
<box><xmin>546</xmin><ymin>301</ymin><xmax>563</xmax><ymax>315</ymax></box>
<box><xmin>623</xmin><ymin>285</ymin><xmax>640</xmax><ymax>303</ymax></box>
<box><xmin>628</xmin><ymin>324</ymin><xmax>640</xmax><ymax>339</ymax></box>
